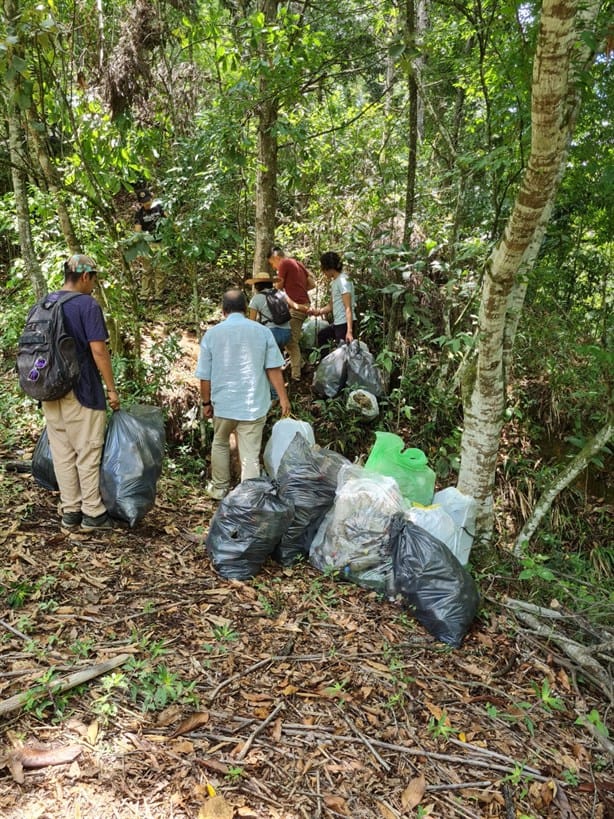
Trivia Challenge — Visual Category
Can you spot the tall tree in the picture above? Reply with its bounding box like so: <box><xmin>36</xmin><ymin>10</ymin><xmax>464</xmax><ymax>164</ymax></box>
<box><xmin>253</xmin><ymin>0</ymin><xmax>279</xmax><ymax>275</ymax></box>
<box><xmin>2</xmin><ymin>0</ymin><xmax>45</xmax><ymax>297</ymax></box>
<box><xmin>457</xmin><ymin>0</ymin><xmax>601</xmax><ymax>539</ymax></box>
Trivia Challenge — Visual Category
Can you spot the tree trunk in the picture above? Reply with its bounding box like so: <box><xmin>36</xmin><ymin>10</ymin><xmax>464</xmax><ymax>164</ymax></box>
<box><xmin>402</xmin><ymin>0</ymin><xmax>417</xmax><ymax>245</ymax></box>
<box><xmin>4</xmin><ymin>0</ymin><xmax>46</xmax><ymax>299</ymax></box>
<box><xmin>514</xmin><ymin>420</ymin><xmax>613</xmax><ymax>555</ymax></box>
<box><xmin>26</xmin><ymin>109</ymin><xmax>81</xmax><ymax>254</ymax></box>
<box><xmin>502</xmin><ymin>0</ymin><xmax>601</xmax><ymax>370</ymax></box>
<box><xmin>457</xmin><ymin>0</ymin><xmax>581</xmax><ymax>540</ymax></box>
<box><xmin>253</xmin><ymin>0</ymin><xmax>279</xmax><ymax>277</ymax></box>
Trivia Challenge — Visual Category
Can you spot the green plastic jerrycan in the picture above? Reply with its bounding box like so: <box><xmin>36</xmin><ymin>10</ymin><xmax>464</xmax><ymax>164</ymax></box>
<box><xmin>364</xmin><ymin>431</ymin><xmax>435</xmax><ymax>506</ymax></box>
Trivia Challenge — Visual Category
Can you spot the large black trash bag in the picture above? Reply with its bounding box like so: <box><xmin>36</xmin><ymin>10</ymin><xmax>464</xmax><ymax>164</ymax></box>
<box><xmin>100</xmin><ymin>405</ymin><xmax>166</xmax><ymax>527</ymax></box>
<box><xmin>31</xmin><ymin>427</ymin><xmax>59</xmax><ymax>491</ymax></box>
<box><xmin>312</xmin><ymin>344</ymin><xmax>348</xmax><ymax>398</ymax></box>
<box><xmin>346</xmin><ymin>341</ymin><xmax>385</xmax><ymax>397</ymax></box>
<box><xmin>391</xmin><ymin>517</ymin><xmax>480</xmax><ymax>647</ymax></box>
<box><xmin>275</xmin><ymin>434</ymin><xmax>349</xmax><ymax>566</ymax></box>
<box><xmin>206</xmin><ymin>478</ymin><xmax>294</xmax><ymax>580</ymax></box>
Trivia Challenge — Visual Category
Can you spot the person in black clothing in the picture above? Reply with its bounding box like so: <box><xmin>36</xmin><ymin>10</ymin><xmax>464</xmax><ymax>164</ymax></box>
<box><xmin>133</xmin><ymin>188</ymin><xmax>166</xmax><ymax>300</ymax></box>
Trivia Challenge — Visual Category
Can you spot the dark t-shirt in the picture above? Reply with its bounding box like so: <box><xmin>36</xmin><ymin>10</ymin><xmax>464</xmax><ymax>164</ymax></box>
<box><xmin>48</xmin><ymin>291</ymin><xmax>109</xmax><ymax>410</ymax></box>
<box><xmin>134</xmin><ymin>202</ymin><xmax>165</xmax><ymax>238</ymax></box>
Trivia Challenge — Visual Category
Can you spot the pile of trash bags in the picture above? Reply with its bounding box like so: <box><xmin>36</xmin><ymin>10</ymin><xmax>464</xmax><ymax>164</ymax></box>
<box><xmin>312</xmin><ymin>340</ymin><xmax>385</xmax><ymax>421</ymax></box>
<box><xmin>206</xmin><ymin>420</ymin><xmax>480</xmax><ymax>647</ymax></box>
<box><xmin>32</xmin><ymin>405</ymin><xmax>166</xmax><ymax>528</ymax></box>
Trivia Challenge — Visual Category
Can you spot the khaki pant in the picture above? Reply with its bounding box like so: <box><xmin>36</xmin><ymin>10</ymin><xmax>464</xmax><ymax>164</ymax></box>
<box><xmin>140</xmin><ymin>244</ymin><xmax>165</xmax><ymax>299</ymax></box>
<box><xmin>288</xmin><ymin>309</ymin><xmax>308</xmax><ymax>379</ymax></box>
<box><xmin>209</xmin><ymin>415</ymin><xmax>266</xmax><ymax>496</ymax></box>
<box><xmin>43</xmin><ymin>391</ymin><xmax>107</xmax><ymax>517</ymax></box>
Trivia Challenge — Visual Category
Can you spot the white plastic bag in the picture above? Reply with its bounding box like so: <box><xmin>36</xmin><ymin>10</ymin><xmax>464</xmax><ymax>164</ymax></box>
<box><xmin>433</xmin><ymin>487</ymin><xmax>477</xmax><ymax>565</ymax></box>
<box><xmin>301</xmin><ymin>317</ymin><xmax>329</xmax><ymax>349</ymax></box>
<box><xmin>263</xmin><ymin>418</ymin><xmax>315</xmax><ymax>478</ymax></box>
<box><xmin>407</xmin><ymin>504</ymin><xmax>457</xmax><ymax>555</ymax></box>
<box><xmin>346</xmin><ymin>389</ymin><xmax>379</xmax><ymax>420</ymax></box>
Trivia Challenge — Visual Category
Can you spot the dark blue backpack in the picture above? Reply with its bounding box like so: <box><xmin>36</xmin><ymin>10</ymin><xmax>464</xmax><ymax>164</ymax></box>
<box><xmin>17</xmin><ymin>292</ymin><xmax>82</xmax><ymax>401</ymax></box>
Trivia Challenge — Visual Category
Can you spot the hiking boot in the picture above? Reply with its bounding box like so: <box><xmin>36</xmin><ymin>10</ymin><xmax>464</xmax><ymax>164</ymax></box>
<box><xmin>80</xmin><ymin>512</ymin><xmax>115</xmax><ymax>532</ymax></box>
<box><xmin>61</xmin><ymin>511</ymin><xmax>82</xmax><ymax>532</ymax></box>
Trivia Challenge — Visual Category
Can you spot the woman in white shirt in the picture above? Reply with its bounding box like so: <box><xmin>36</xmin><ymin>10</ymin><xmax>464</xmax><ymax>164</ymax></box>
<box><xmin>311</xmin><ymin>251</ymin><xmax>356</xmax><ymax>347</ymax></box>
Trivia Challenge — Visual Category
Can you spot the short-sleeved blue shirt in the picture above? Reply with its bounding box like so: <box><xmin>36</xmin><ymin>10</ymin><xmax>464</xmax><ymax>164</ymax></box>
<box><xmin>48</xmin><ymin>291</ymin><xmax>109</xmax><ymax>410</ymax></box>
<box><xmin>194</xmin><ymin>312</ymin><xmax>283</xmax><ymax>420</ymax></box>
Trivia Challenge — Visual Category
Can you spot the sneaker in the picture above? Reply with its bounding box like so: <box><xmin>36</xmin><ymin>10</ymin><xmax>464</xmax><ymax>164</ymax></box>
<box><xmin>205</xmin><ymin>483</ymin><xmax>227</xmax><ymax>501</ymax></box>
<box><xmin>61</xmin><ymin>511</ymin><xmax>82</xmax><ymax>531</ymax></box>
<box><xmin>80</xmin><ymin>512</ymin><xmax>115</xmax><ymax>532</ymax></box>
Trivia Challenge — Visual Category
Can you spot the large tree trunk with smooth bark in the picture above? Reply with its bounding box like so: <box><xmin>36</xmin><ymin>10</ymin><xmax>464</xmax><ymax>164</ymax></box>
<box><xmin>502</xmin><ymin>0</ymin><xmax>601</xmax><ymax>371</ymax></box>
<box><xmin>457</xmin><ymin>0</ymin><xmax>590</xmax><ymax>540</ymax></box>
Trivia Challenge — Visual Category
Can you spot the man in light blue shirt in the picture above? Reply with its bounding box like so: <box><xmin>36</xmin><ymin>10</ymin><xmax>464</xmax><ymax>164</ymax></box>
<box><xmin>195</xmin><ymin>289</ymin><xmax>291</xmax><ymax>499</ymax></box>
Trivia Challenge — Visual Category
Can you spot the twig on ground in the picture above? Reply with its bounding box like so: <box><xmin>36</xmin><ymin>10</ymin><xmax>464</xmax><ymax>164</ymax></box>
<box><xmin>0</xmin><ymin>618</ymin><xmax>30</xmax><ymax>641</ymax></box>
<box><xmin>338</xmin><ymin>709</ymin><xmax>391</xmax><ymax>772</ymax></box>
<box><xmin>0</xmin><ymin>653</ymin><xmax>131</xmax><ymax>717</ymax></box>
<box><xmin>513</xmin><ymin>609</ymin><xmax>613</xmax><ymax>703</ymax></box>
<box><xmin>235</xmin><ymin>701</ymin><xmax>285</xmax><ymax>761</ymax></box>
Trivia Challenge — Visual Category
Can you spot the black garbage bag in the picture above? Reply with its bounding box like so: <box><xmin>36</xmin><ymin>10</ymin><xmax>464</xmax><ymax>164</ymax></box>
<box><xmin>206</xmin><ymin>478</ymin><xmax>294</xmax><ymax>580</ymax></box>
<box><xmin>346</xmin><ymin>341</ymin><xmax>385</xmax><ymax>397</ymax></box>
<box><xmin>275</xmin><ymin>434</ymin><xmax>349</xmax><ymax>566</ymax></box>
<box><xmin>312</xmin><ymin>344</ymin><xmax>348</xmax><ymax>398</ymax></box>
<box><xmin>31</xmin><ymin>427</ymin><xmax>59</xmax><ymax>491</ymax></box>
<box><xmin>100</xmin><ymin>405</ymin><xmax>166</xmax><ymax>527</ymax></box>
<box><xmin>391</xmin><ymin>517</ymin><xmax>480</xmax><ymax>647</ymax></box>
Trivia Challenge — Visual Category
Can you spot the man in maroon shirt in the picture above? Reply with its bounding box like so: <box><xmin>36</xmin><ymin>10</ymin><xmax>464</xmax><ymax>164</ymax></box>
<box><xmin>267</xmin><ymin>246</ymin><xmax>313</xmax><ymax>381</ymax></box>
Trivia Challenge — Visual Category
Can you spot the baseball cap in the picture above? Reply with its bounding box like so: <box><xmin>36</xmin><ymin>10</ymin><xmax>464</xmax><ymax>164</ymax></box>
<box><xmin>66</xmin><ymin>254</ymin><xmax>97</xmax><ymax>275</ymax></box>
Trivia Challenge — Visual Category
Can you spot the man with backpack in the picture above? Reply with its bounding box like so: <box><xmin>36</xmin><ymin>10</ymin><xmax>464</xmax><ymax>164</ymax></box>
<box><xmin>26</xmin><ymin>254</ymin><xmax>120</xmax><ymax>532</ymax></box>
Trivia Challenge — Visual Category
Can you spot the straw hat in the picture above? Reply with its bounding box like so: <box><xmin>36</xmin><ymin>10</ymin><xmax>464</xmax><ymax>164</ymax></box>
<box><xmin>244</xmin><ymin>272</ymin><xmax>280</xmax><ymax>285</ymax></box>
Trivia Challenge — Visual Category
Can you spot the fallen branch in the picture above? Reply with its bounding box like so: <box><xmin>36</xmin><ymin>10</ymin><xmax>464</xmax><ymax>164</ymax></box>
<box><xmin>513</xmin><ymin>610</ymin><xmax>613</xmax><ymax>703</ymax></box>
<box><xmin>514</xmin><ymin>420</ymin><xmax>613</xmax><ymax>555</ymax></box>
<box><xmin>338</xmin><ymin>709</ymin><xmax>392</xmax><ymax>772</ymax></box>
<box><xmin>0</xmin><ymin>653</ymin><xmax>131</xmax><ymax>717</ymax></box>
<box><xmin>0</xmin><ymin>618</ymin><xmax>30</xmax><ymax>641</ymax></box>
<box><xmin>502</xmin><ymin>597</ymin><xmax>566</xmax><ymax>620</ymax></box>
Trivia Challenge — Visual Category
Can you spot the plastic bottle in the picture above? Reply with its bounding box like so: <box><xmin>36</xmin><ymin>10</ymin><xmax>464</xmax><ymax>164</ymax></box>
<box><xmin>364</xmin><ymin>431</ymin><xmax>435</xmax><ymax>506</ymax></box>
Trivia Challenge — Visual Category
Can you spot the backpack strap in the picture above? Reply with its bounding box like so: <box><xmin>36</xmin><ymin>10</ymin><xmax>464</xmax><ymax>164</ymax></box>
<box><xmin>43</xmin><ymin>291</ymin><xmax>84</xmax><ymax>309</ymax></box>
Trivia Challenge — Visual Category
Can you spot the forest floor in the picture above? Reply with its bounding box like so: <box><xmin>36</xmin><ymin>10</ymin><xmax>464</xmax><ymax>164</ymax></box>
<box><xmin>0</xmin><ymin>326</ymin><xmax>612</xmax><ymax>819</ymax></box>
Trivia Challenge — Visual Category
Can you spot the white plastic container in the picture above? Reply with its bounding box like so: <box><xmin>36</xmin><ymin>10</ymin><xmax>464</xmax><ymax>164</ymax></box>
<box><xmin>263</xmin><ymin>418</ymin><xmax>316</xmax><ymax>478</ymax></box>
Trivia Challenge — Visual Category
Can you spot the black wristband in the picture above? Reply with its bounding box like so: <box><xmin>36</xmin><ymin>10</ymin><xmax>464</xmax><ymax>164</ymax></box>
<box><xmin>202</xmin><ymin>400</ymin><xmax>212</xmax><ymax>406</ymax></box>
